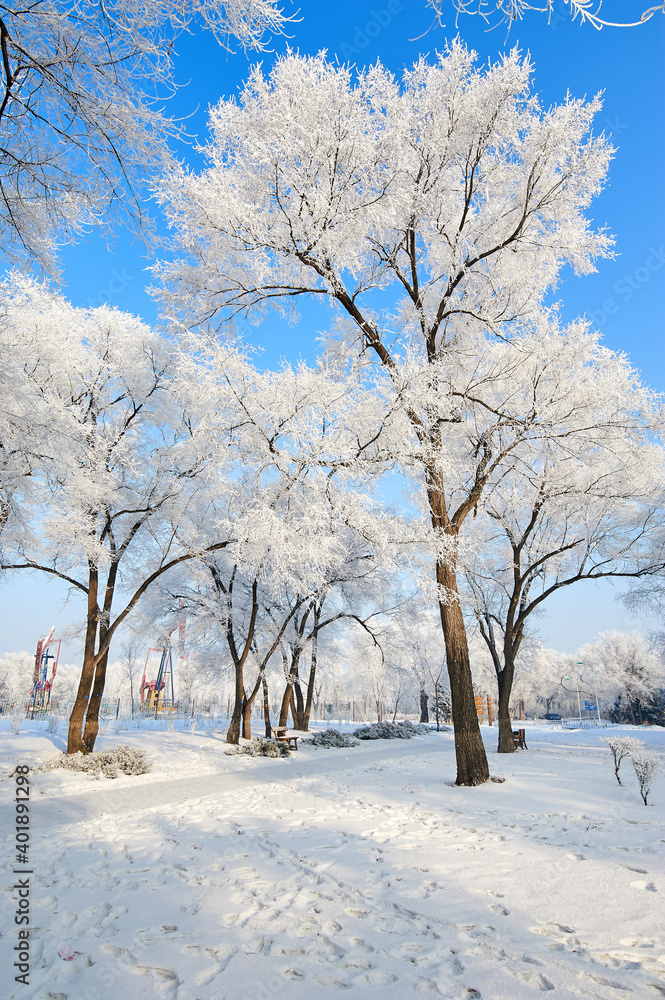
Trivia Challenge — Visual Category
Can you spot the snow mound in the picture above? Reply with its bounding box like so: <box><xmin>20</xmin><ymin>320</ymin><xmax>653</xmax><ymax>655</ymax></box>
<box><xmin>353</xmin><ymin>720</ymin><xmax>428</xmax><ymax>740</ymax></box>
<box><xmin>225</xmin><ymin>738</ymin><xmax>290</xmax><ymax>758</ymax></box>
<box><xmin>34</xmin><ymin>744</ymin><xmax>150</xmax><ymax>779</ymax></box>
<box><xmin>305</xmin><ymin>728</ymin><xmax>360</xmax><ymax>748</ymax></box>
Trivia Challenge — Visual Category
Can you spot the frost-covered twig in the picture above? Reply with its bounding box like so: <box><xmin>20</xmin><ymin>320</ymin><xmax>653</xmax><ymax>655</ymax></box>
<box><xmin>424</xmin><ymin>0</ymin><xmax>664</xmax><ymax>33</ymax></box>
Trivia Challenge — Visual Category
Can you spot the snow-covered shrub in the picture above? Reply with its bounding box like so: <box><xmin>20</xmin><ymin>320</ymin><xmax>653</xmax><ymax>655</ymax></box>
<box><xmin>10</xmin><ymin>711</ymin><xmax>24</xmax><ymax>735</ymax></box>
<box><xmin>35</xmin><ymin>745</ymin><xmax>151</xmax><ymax>779</ymax></box>
<box><xmin>225</xmin><ymin>738</ymin><xmax>290</xmax><ymax>758</ymax></box>
<box><xmin>47</xmin><ymin>714</ymin><xmax>60</xmax><ymax>733</ymax></box>
<box><xmin>631</xmin><ymin>751</ymin><xmax>659</xmax><ymax>805</ymax></box>
<box><xmin>353</xmin><ymin>720</ymin><xmax>422</xmax><ymax>740</ymax></box>
<box><xmin>601</xmin><ymin>735</ymin><xmax>644</xmax><ymax>785</ymax></box>
<box><xmin>306</xmin><ymin>729</ymin><xmax>360</xmax><ymax>748</ymax></box>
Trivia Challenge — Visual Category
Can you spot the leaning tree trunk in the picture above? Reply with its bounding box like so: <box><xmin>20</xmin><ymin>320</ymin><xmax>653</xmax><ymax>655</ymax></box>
<box><xmin>496</xmin><ymin>661</ymin><xmax>517</xmax><ymax>753</ymax></box>
<box><xmin>292</xmin><ymin>678</ymin><xmax>305</xmax><ymax>730</ymax></box>
<box><xmin>81</xmin><ymin>649</ymin><xmax>110</xmax><ymax>753</ymax></box>
<box><xmin>278</xmin><ymin>680</ymin><xmax>293</xmax><ymax>728</ymax></box>
<box><xmin>226</xmin><ymin>659</ymin><xmax>245</xmax><ymax>744</ymax></box>
<box><xmin>437</xmin><ymin>558</ymin><xmax>490</xmax><ymax>786</ymax></box>
<box><xmin>67</xmin><ymin>570</ymin><xmax>99</xmax><ymax>754</ymax></box>
<box><xmin>278</xmin><ymin>645</ymin><xmax>304</xmax><ymax>727</ymax></box>
<box><xmin>242</xmin><ymin>670</ymin><xmax>264</xmax><ymax>738</ymax></box>
<box><xmin>301</xmin><ymin>605</ymin><xmax>321</xmax><ymax>732</ymax></box>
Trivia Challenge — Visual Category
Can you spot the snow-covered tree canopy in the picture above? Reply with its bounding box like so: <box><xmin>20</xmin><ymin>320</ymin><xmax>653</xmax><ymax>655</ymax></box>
<box><xmin>0</xmin><ymin>0</ymin><xmax>291</xmax><ymax>270</ymax></box>
<box><xmin>154</xmin><ymin>44</ymin><xmax>613</xmax><ymax>347</ymax></box>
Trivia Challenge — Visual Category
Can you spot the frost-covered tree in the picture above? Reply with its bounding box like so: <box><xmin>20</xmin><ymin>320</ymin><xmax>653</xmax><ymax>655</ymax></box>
<box><xmin>460</xmin><ymin>332</ymin><xmax>663</xmax><ymax>750</ymax></box>
<box><xmin>154</xmin><ymin>46</ymin><xmax>614</xmax><ymax>784</ymax></box>
<box><xmin>147</xmin><ymin>334</ymin><xmax>397</xmax><ymax>743</ymax></box>
<box><xmin>578</xmin><ymin>631</ymin><xmax>664</xmax><ymax>725</ymax></box>
<box><xmin>0</xmin><ymin>278</ymin><xmax>248</xmax><ymax>753</ymax></box>
<box><xmin>0</xmin><ymin>0</ymin><xmax>291</xmax><ymax>270</ymax></box>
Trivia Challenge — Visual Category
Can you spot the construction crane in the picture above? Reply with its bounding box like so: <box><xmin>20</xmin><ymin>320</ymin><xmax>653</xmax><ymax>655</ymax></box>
<box><xmin>27</xmin><ymin>627</ymin><xmax>61</xmax><ymax>717</ymax></box>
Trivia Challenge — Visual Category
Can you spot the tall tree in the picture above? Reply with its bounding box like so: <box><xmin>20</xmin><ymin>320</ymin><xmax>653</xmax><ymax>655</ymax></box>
<box><xmin>0</xmin><ymin>276</ymin><xmax>252</xmax><ymax>752</ymax></box>
<box><xmin>149</xmin><ymin>335</ymin><xmax>396</xmax><ymax>743</ymax></box>
<box><xmin>460</xmin><ymin>327</ymin><xmax>664</xmax><ymax>750</ymax></box>
<box><xmin>154</xmin><ymin>48</ymin><xmax>613</xmax><ymax>782</ymax></box>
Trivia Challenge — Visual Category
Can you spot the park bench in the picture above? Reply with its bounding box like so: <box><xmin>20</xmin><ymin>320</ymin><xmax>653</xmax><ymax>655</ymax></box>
<box><xmin>272</xmin><ymin>727</ymin><xmax>299</xmax><ymax>750</ymax></box>
<box><xmin>512</xmin><ymin>728</ymin><xmax>528</xmax><ymax>750</ymax></box>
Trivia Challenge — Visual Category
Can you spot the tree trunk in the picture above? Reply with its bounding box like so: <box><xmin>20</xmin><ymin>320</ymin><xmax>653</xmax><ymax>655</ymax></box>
<box><xmin>81</xmin><ymin>649</ymin><xmax>109</xmax><ymax>752</ymax></box>
<box><xmin>292</xmin><ymin>678</ymin><xmax>305</xmax><ymax>730</ymax></box>
<box><xmin>496</xmin><ymin>664</ymin><xmax>516</xmax><ymax>753</ymax></box>
<box><xmin>437</xmin><ymin>559</ymin><xmax>490</xmax><ymax>786</ymax></box>
<box><xmin>226</xmin><ymin>659</ymin><xmax>245</xmax><ymax>744</ymax></box>
<box><xmin>302</xmin><ymin>605</ymin><xmax>321</xmax><ymax>732</ymax></box>
<box><xmin>278</xmin><ymin>680</ymin><xmax>293</xmax><ymax>728</ymax></box>
<box><xmin>262</xmin><ymin>675</ymin><xmax>272</xmax><ymax>738</ymax></box>
<box><xmin>67</xmin><ymin>567</ymin><xmax>99</xmax><ymax>754</ymax></box>
<box><xmin>242</xmin><ymin>670</ymin><xmax>263</xmax><ymax>738</ymax></box>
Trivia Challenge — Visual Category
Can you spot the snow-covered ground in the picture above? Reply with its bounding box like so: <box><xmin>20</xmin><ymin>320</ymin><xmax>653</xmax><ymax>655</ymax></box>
<box><xmin>1</xmin><ymin>720</ymin><xmax>663</xmax><ymax>1000</ymax></box>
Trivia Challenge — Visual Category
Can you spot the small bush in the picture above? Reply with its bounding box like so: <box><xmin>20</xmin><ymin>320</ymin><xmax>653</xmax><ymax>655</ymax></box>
<box><xmin>225</xmin><ymin>738</ymin><xmax>290</xmax><ymax>758</ymax></box>
<box><xmin>353</xmin><ymin>720</ymin><xmax>425</xmax><ymax>741</ymax></box>
<box><xmin>631</xmin><ymin>751</ymin><xmax>659</xmax><ymax>806</ymax></box>
<box><xmin>601</xmin><ymin>735</ymin><xmax>645</xmax><ymax>785</ymax></box>
<box><xmin>306</xmin><ymin>729</ymin><xmax>360</xmax><ymax>748</ymax></box>
<box><xmin>34</xmin><ymin>745</ymin><xmax>151</xmax><ymax>779</ymax></box>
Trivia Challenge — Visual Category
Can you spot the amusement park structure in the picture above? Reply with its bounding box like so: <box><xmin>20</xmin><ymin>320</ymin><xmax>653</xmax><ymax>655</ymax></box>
<box><xmin>140</xmin><ymin>643</ymin><xmax>175</xmax><ymax>713</ymax></box>
<box><xmin>139</xmin><ymin>616</ymin><xmax>185</xmax><ymax>714</ymax></box>
<box><xmin>27</xmin><ymin>627</ymin><xmax>60</xmax><ymax>716</ymax></box>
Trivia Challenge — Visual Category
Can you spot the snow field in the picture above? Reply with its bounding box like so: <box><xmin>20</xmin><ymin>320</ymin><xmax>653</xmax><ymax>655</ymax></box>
<box><xmin>1</xmin><ymin>723</ymin><xmax>663</xmax><ymax>1000</ymax></box>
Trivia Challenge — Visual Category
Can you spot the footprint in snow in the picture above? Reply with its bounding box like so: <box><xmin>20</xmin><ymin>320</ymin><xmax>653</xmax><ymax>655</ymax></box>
<box><xmin>283</xmin><ymin>967</ymin><xmax>306</xmax><ymax>980</ymax></box>
<box><xmin>566</xmin><ymin>852</ymin><xmax>586</xmax><ymax>861</ymax></box>
<box><xmin>630</xmin><ymin>879</ymin><xmax>657</xmax><ymax>891</ymax></box>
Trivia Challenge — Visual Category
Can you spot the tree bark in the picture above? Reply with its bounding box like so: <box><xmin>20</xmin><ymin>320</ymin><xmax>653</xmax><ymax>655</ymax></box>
<box><xmin>81</xmin><ymin>649</ymin><xmax>109</xmax><ymax>752</ymax></box>
<box><xmin>292</xmin><ymin>678</ymin><xmax>305</xmax><ymax>730</ymax></box>
<box><xmin>496</xmin><ymin>663</ymin><xmax>516</xmax><ymax>753</ymax></box>
<box><xmin>437</xmin><ymin>558</ymin><xmax>490</xmax><ymax>786</ymax></box>
<box><xmin>227</xmin><ymin>694</ymin><xmax>244</xmax><ymax>744</ymax></box>
<box><xmin>301</xmin><ymin>602</ymin><xmax>322</xmax><ymax>732</ymax></box>
<box><xmin>67</xmin><ymin>564</ymin><xmax>99</xmax><ymax>754</ymax></box>
<box><xmin>242</xmin><ymin>669</ymin><xmax>264</xmax><ymax>738</ymax></box>
<box><xmin>278</xmin><ymin>677</ymin><xmax>293</xmax><ymax>729</ymax></box>
<box><xmin>262</xmin><ymin>674</ymin><xmax>272</xmax><ymax>738</ymax></box>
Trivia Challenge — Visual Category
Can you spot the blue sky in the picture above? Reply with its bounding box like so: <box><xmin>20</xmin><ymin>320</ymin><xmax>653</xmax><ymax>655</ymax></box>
<box><xmin>2</xmin><ymin>0</ymin><xmax>663</xmax><ymax>661</ymax></box>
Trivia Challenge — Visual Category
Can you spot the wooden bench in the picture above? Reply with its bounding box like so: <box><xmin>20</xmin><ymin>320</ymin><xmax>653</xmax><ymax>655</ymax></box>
<box><xmin>512</xmin><ymin>728</ymin><xmax>528</xmax><ymax>750</ymax></box>
<box><xmin>272</xmin><ymin>727</ymin><xmax>299</xmax><ymax>750</ymax></box>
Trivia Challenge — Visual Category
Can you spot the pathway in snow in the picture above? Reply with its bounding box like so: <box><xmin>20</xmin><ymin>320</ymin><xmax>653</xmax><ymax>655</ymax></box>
<box><xmin>1</xmin><ymin>725</ymin><xmax>663</xmax><ymax>999</ymax></box>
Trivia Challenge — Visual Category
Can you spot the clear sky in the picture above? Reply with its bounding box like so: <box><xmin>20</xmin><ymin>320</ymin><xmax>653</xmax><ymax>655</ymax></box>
<box><xmin>2</xmin><ymin>0</ymin><xmax>663</xmax><ymax>661</ymax></box>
